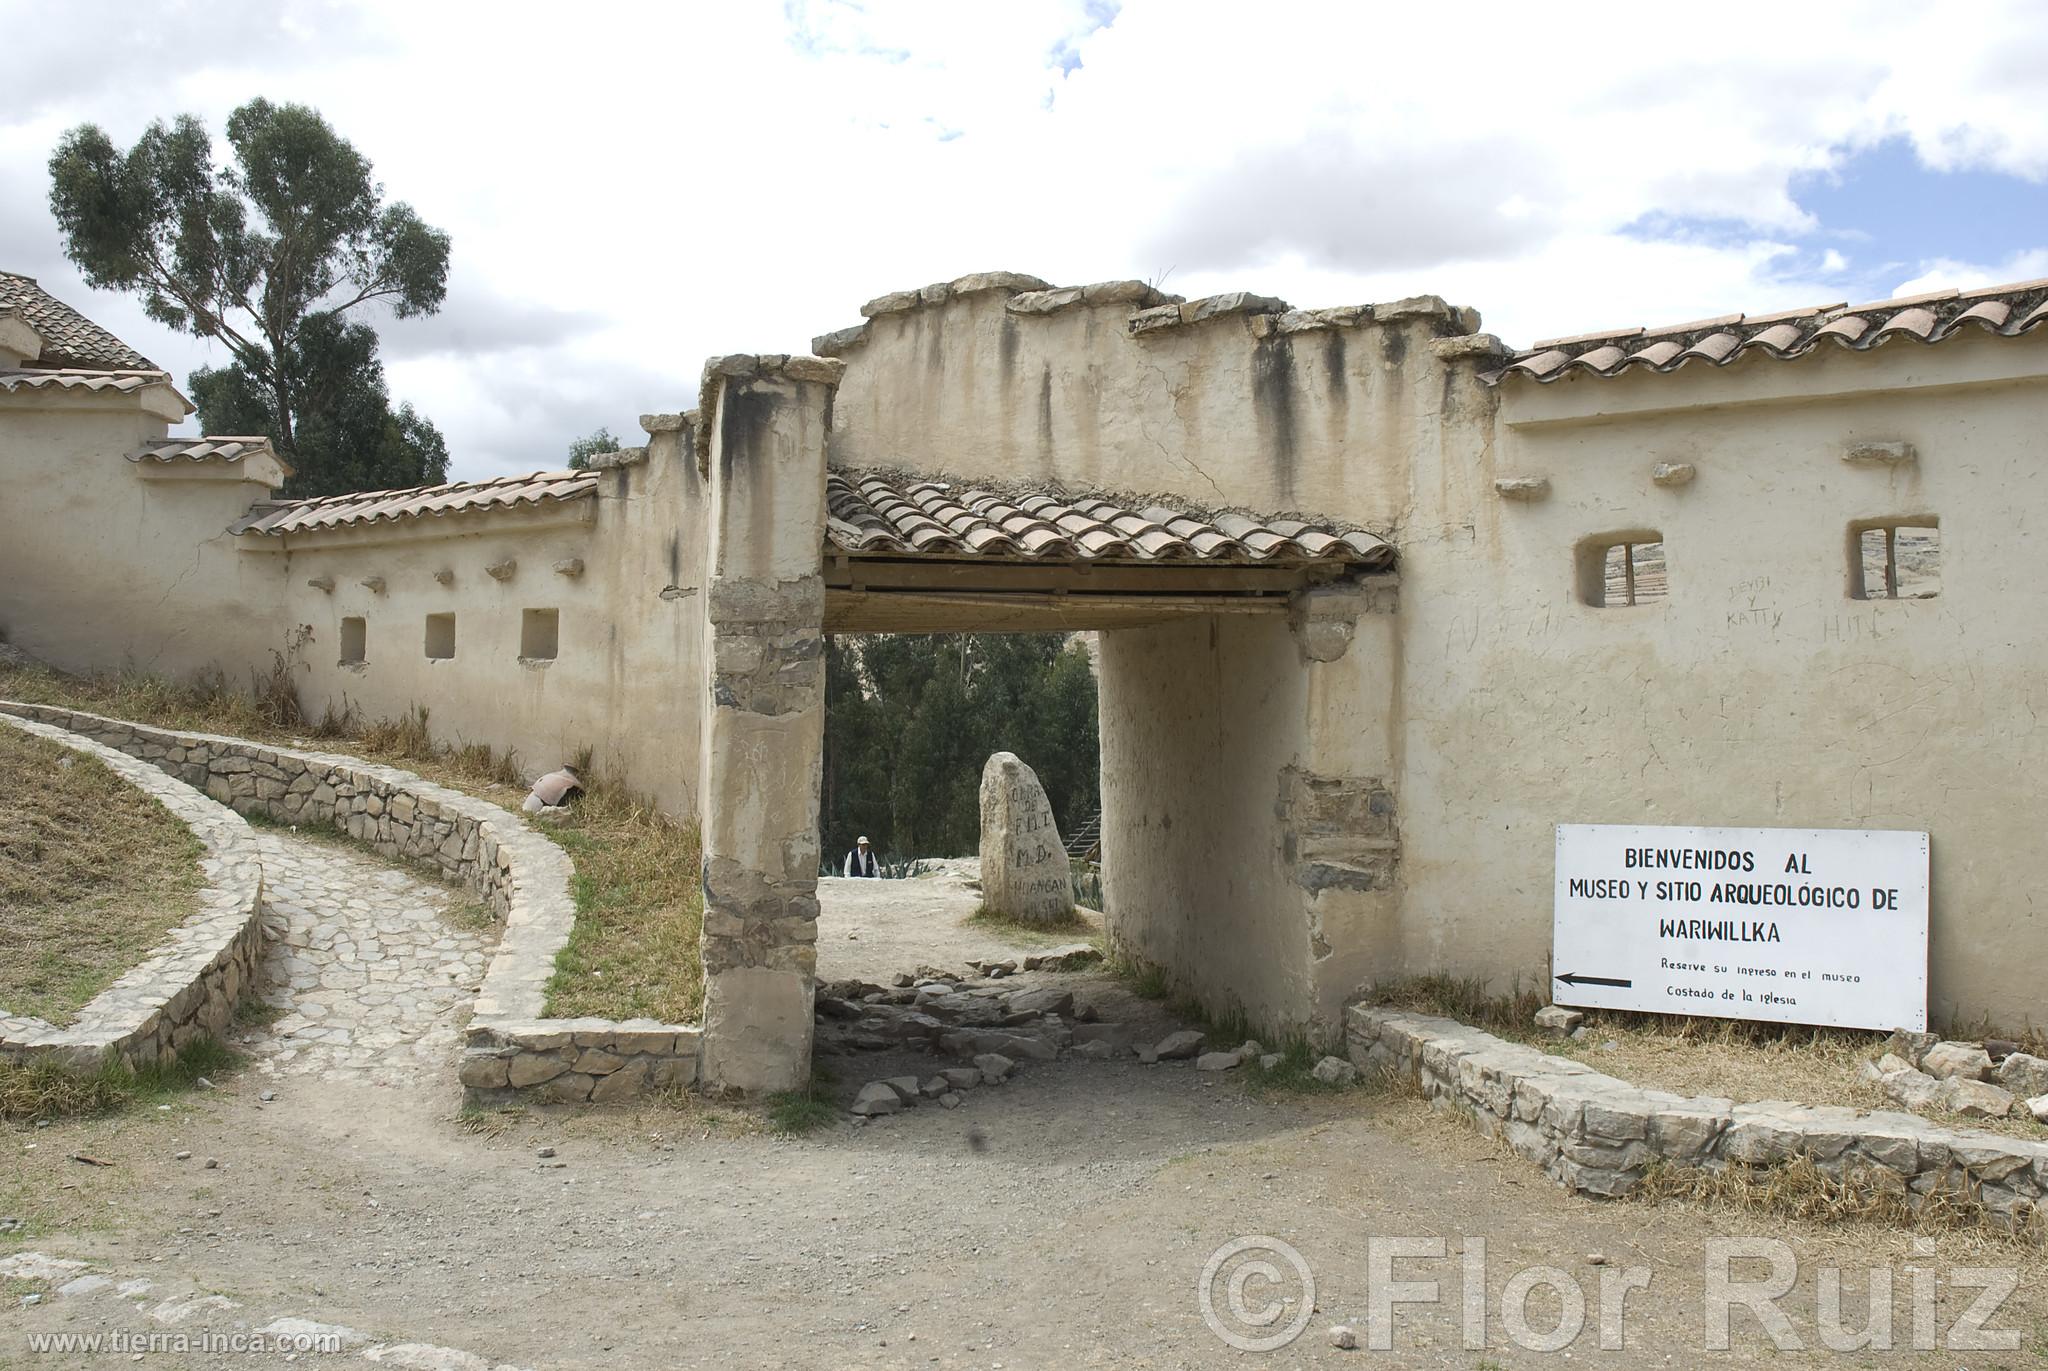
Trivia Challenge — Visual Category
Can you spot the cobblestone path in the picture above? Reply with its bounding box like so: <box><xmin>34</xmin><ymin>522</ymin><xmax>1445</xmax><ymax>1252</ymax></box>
<box><xmin>239</xmin><ymin>831</ymin><xmax>495</xmax><ymax>1084</ymax></box>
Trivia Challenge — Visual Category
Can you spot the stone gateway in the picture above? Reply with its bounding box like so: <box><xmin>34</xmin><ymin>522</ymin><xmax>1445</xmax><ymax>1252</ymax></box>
<box><xmin>978</xmin><ymin>752</ymin><xmax>1075</xmax><ymax>925</ymax></box>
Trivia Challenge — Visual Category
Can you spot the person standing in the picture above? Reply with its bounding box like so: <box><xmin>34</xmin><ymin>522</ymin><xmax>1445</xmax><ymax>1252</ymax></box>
<box><xmin>843</xmin><ymin>835</ymin><xmax>880</xmax><ymax>877</ymax></box>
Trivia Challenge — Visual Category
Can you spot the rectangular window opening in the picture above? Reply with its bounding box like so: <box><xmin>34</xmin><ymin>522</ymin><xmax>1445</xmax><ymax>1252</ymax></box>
<box><xmin>424</xmin><ymin>612</ymin><xmax>456</xmax><ymax>660</ymax></box>
<box><xmin>339</xmin><ymin>616</ymin><xmax>367</xmax><ymax>666</ymax></box>
<box><xmin>1852</xmin><ymin>520</ymin><xmax>1940</xmax><ymax>600</ymax></box>
<box><xmin>520</xmin><ymin>607</ymin><xmax>559</xmax><ymax>662</ymax></box>
<box><xmin>1577</xmin><ymin>533</ymin><xmax>1668</xmax><ymax>608</ymax></box>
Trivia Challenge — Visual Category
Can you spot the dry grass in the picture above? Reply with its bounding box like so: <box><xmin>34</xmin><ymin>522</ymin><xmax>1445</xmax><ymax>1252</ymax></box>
<box><xmin>0</xmin><ymin>725</ymin><xmax>203</xmax><ymax>1025</ymax></box>
<box><xmin>1373</xmin><ymin>972</ymin><xmax>2048</xmax><ymax>1140</ymax></box>
<box><xmin>539</xmin><ymin>778</ymin><xmax>704</xmax><ymax>1023</ymax></box>
<box><xmin>1633</xmin><ymin>1153</ymin><xmax>2045</xmax><ymax>1258</ymax></box>
<box><xmin>0</xmin><ymin>1036</ymin><xmax>236</xmax><ymax>1122</ymax></box>
<box><xmin>0</xmin><ymin>660</ymin><xmax>704</xmax><ymax>1026</ymax></box>
<box><xmin>1365</xmin><ymin>972</ymin><xmax>1549</xmax><ymax>1036</ymax></box>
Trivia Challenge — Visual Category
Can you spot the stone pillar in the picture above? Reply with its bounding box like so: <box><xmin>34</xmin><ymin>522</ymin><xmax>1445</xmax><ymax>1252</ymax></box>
<box><xmin>1289</xmin><ymin>574</ymin><xmax>1404</xmax><ymax>1036</ymax></box>
<box><xmin>696</xmin><ymin>353</ymin><xmax>841</xmax><ymax>1092</ymax></box>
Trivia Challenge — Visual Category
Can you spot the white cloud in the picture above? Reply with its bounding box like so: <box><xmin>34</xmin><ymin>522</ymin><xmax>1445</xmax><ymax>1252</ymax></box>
<box><xmin>5</xmin><ymin>0</ymin><xmax>2047</xmax><ymax>478</ymax></box>
<box><xmin>1890</xmin><ymin>249</ymin><xmax>2048</xmax><ymax>299</ymax></box>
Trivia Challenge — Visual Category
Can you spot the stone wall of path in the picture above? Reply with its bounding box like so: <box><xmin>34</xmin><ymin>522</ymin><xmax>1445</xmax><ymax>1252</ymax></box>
<box><xmin>1349</xmin><ymin>1006</ymin><xmax>2048</xmax><ymax>1228</ymax></box>
<box><xmin>0</xmin><ymin>714</ymin><xmax>264</xmax><ymax>1075</ymax></box>
<box><xmin>0</xmin><ymin>702</ymin><xmax>699</xmax><ymax>1102</ymax></box>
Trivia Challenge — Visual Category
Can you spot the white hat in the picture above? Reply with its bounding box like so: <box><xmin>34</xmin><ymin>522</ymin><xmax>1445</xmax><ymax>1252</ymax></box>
<box><xmin>857</xmin><ymin>835</ymin><xmax>871</xmax><ymax>845</ymax></box>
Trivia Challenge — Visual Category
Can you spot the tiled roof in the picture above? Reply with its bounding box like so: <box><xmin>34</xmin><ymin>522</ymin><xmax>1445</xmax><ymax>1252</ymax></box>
<box><xmin>0</xmin><ymin>272</ymin><xmax>157</xmax><ymax>371</ymax></box>
<box><xmin>131</xmin><ymin>436</ymin><xmax>284</xmax><ymax>467</ymax></box>
<box><xmin>826</xmin><ymin>470</ymin><xmax>1393</xmax><ymax>567</ymax></box>
<box><xmin>1496</xmin><ymin>279</ymin><xmax>2048</xmax><ymax>385</ymax></box>
<box><xmin>235</xmin><ymin>470</ymin><xmax>598</xmax><ymax>536</ymax></box>
<box><xmin>0</xmin><ymin>368</ymin><xmax>170</xmax><ymax>397</ymax></box>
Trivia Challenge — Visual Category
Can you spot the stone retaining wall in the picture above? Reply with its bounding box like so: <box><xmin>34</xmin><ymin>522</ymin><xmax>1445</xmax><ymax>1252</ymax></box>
<box><xmin>0</xmin><ymin>702</ymin><xmax>700</xmax><ymax>1103</ymax></box>
<box><xmin>0</xmin><ymin>715</ymin><xmax>264</xmax><ymax>1075</ymax></box>
<box><xmin>1349</xmin><ymin>1005</ymin><xmax>2048</xmax><ymax>1228</ymax></box>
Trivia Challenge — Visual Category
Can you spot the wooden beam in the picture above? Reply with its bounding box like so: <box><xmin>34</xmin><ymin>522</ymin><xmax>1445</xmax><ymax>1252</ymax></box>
<box><xmin>824</xmin><ymin>555</ymin><xmax>1321</xmax><ymax>596</ymax></box>
<box><xmin>824</xmin><ymin>588</ymin><xmax>1287</xmax><ymax>633</ymax></box>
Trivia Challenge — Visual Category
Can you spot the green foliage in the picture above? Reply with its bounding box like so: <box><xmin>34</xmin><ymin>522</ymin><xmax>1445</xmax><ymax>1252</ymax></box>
<box><xmin>1241</xmin><ymin>1039</ymin><xmax>1351</xmax><ymax>1094</ymax></box>
<box><xmin>766</xmin><ymin>1062</ymin><xmax>839</xmax><ymax>1135</ymax></box>
<box><xmin>566</xmin><ymin>426</ymin><xmax>621</xmax><ymax>470</ymax></box>
<box><xmin>821</xmin><ymin>634</ymin><xmax>1099</xmax><ymax>861</ymax></box>
<box><xmin>48</xmin><ymin>98</ymin><xmax>450</xmax><ymax>497</ymax></box>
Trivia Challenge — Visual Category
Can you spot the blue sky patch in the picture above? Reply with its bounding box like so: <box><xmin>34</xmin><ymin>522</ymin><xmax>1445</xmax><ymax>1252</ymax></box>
<box><xmin>1624</xmin><ymin>138</ymin><xmax>2048</xmax><ymax>296</ymax></box>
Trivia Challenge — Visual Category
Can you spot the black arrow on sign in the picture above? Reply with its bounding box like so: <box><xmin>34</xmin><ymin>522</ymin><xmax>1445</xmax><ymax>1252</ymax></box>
<box><xmin>1555</xmin><ymin>971</ymin><xmax>1633</xmax><ymax>988</ymax></box>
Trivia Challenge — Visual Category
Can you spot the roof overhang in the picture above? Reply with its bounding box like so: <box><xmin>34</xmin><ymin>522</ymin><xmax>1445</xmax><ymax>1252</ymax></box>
<box><xmin>0</xmin><ymin>369</ymin><xmax>191</xmax><ymax>421</ymax></box>
<box><xmin>130</xmin><ymin>436</ymin><xmax>293</xmax><ymax>488</ymax></box>
<box><xmin>822</xmin><ymin>468</ymin><xmax>1391</xmax><ymax>633</ymax></box>
<box><xmin>237</xmin><ymin>495</ymin><xmax>597</xmax><ymax>553</ymax></box>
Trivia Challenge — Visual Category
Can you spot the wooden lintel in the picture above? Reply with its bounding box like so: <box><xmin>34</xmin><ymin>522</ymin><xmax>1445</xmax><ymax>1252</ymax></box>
<box><xmin>824</xmin><ymin>587</ymin><xmax>1290</xmax><ymax>634</ymax></box>
<box><xmin>823</xmin><ymin>556</ymin><xmax>1316</xmax><ymax>596</ymax></box>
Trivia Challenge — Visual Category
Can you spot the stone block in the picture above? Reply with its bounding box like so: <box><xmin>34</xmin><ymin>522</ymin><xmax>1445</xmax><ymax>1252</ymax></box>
<box><xmin>851</xmin><ymin>1082</ymin><xmax>901</xmax><ymax>1116</ymax></box>
<box><xmin>1922</xmin><ymin>1041</ymin><xmax>1992</xmax><ymax>1081</ymax></box>
<box><xmin>1533</xmin><ymin>1005</ymin><xmax>1583</xmax><ymax>1037</ymax></box>
<box><xmin>1945</xmin><ymin>1078</ymin><xmax>2014</xmax><ymax>1119</ymax></box>
<box><xmin>1127</xmin><ymin>303</ymin><xmax>1183</xmax><ymax>335</ymax></box>
<box><xmin>1995</xmin><ymin>1052</ymin><xmax>2048</xmax><ymax>1098</ymax></box>
<box><xmin>508</xmin><ymin>1053</ymin><xmax>568</xmax><ymax>1088</ymax></box>
<box><xmin>590</xmin><ymin>1062</ymin><xmax>651</xmax><ymax>1103</ymax></box>
<box><xmin>1582</xmin><ymin>1095</ymin><xmax>1652</xmax><ymax>1141</ymax></box>
<box><xmin>977</xmin><ymin>753</ymin><xmax>1074</xmax><ymax>925</ymax></box>
<box><xmin>1153</xmin><ymin>1030</ymin><xmax>1205</xmax><ymax>1060</ymax></box>
<box><xmin>545</xmin><ymin>1072</ymin><xmax>597</xmax><ymax>1102</ymax></box>
<box><xmin>1493</xmin><ymin>476</ymin><xmax>1551</xmax><ymax>502</ymax></box>
<box><xmin>573</xmin><ymin>1048</ymin><xmax>628</xmax><ymax>1076</ymax></box>
<box><xmin>1881</xmin><ymin>1066</ymin><xmax>1945</xmax><ymax>1111</ymax></box>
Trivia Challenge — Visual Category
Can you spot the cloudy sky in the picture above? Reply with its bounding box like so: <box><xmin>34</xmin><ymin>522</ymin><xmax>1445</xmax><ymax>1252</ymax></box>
<box><xmin>4</xmin><ymin>0</ymin><xmax>2046</xmax><ymax>481</ymax></box>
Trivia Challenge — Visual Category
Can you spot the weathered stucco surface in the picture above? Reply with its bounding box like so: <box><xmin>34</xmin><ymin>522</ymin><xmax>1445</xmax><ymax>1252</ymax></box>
<box><xmin>0</xmin><ymin>392</ymin><xmax>288</xmax><ymax>678</ymax></box>
<box><xmin>274</xmin><ymin>422</ymin><xmax>707</xmax><ymax>817</ymax></box>
<box><xmin>1401</xmin><ymin>331</ymin><xmax>2048</xmax><ymax>1030</ymax></box>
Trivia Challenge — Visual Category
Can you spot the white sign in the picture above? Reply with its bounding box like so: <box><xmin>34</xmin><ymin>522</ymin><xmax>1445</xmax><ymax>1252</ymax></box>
<box><xmin>1553</xmin><ymin>824</ymin><xmax>1929</xmax><ymax>1032</ymax></box>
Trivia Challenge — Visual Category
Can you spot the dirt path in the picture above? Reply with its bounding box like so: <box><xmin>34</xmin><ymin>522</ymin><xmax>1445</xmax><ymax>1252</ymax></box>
<box><xmin>5</xmin><ymin>844</ymin><xmax>2043</xmax><ymax>1368</ymax></box>
<box><xmin>816</xmin><ymin>866</ymin><xmax>1102</xmax><ymax>986</ymax></box>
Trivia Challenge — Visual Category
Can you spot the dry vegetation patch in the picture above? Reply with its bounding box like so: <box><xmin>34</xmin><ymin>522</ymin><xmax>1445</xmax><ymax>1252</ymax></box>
<box><xmin>1370</xmin><ymin>974</ymin><xmax>2048</xmax><ymax>1141</ymax></box>
<box><xmin>0</xmin><ymin>662</ymin><xmax>704</xmax><ymax>1026</ymax></box>
<box><xmin>540</xmin><ymin>787</ymin><xmax>703</xmax><ymax>1023</ymax></box>
<box><xmin>0</xmin><ymin>724</ymin><xmax>202</xmax><ymax>1025</ymax></box>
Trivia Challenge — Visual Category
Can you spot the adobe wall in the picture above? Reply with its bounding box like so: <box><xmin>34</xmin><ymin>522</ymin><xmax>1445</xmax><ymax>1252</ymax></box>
<box><xmin>1397</xmin><ymin>329</ymin><xmax>2048</xmax><ymax>1030</ymax></box>
<box><xmin>0</xmin><ymin>396</ymin><xmax>289</xmax><ymax>680</ymax></box>
<box><xmin>822</xmin><ymin>276</ymin><xmax>1474</xmax><ymax>1042</ymax></box>
<box><xmin>273</xmin><ymin>420</ymin><xmax>707</xmax><ymax>817</ymax></box>
<box><xmin>1098</xmin><ymin>586</ymin><xmax>1403</xmax><ymax>1044</ymax></box>
<box><xmin>821</xmin><ymin>276</ymin><xmax>1487</xmax><ymax>522</ymax></box>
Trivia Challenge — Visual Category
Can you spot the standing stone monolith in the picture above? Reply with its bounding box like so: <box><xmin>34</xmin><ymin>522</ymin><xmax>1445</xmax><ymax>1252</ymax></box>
<box><xmin>978</xmin><ymin>752</ymin><xmax>1074</xmax><ymax>924</ymax></box>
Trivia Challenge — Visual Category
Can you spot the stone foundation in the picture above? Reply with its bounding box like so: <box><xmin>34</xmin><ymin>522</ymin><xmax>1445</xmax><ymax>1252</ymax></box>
<box><xmin>1349</xmin><ymin>1006</ymin><xmax>2047</xmax><ymax>1228</ymax></box>
<box><xmin>0</xmin><ymin>715</ymin><xmax>265</xmax><ymax>1075</ymax></box>
<box><xmin>0</xmin><ymin>702</ymin><xmax>700</xmax><ymax>1103</ymax></box>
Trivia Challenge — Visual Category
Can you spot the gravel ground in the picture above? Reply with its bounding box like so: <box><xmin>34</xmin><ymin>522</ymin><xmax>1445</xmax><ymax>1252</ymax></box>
<box><xmin>5</xmin><ymin>833</ymin><xmax>2043</xmax><ymax>1368</ymax></box>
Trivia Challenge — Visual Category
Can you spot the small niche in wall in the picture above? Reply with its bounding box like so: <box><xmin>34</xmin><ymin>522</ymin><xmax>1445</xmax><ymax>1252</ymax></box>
<box><xmin>339</xmin><ymin>616</ymin><xmax>367</xmax><ymax>666</ymax></box>
<box><xmin>1576</xmin><ymin>532</ymin><xmax>1668</xmax><ymax>608</ymax></box>
<box><xmin>424</xmin><ymin>612</ymin><xmax>457</xmax><ymax>660</ymax></box>
<box><xmin>520</xmin><ymin>608</ymin><xmax>559</xmax><ymax>662</ymax></box>
<box><xmin>1851</xmin><ymin>518</ymin><xmax>1940</xmax><ymax>600</ymax></box>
